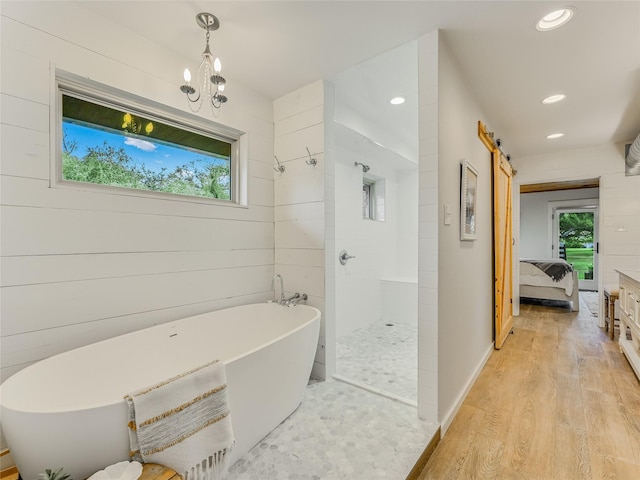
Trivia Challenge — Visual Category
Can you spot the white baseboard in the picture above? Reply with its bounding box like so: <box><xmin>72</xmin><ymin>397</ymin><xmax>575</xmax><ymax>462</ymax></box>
<box><xmin>440</xmin><ymin>343</ymin><xmax>494</xmax><ymax>435</ymax></box>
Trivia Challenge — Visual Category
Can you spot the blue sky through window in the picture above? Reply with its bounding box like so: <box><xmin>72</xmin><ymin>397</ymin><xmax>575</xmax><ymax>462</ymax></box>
<box><xmin>63</xmin><ymin>121</ymin><xmax>227</xmax><ymax>173</ymax></box>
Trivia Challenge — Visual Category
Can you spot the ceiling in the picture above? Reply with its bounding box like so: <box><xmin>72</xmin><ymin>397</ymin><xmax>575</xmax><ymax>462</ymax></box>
<box><xmin>77</xmin><ymin>1</ymin><xmax>640</xmax><ymax>160</ymax></box>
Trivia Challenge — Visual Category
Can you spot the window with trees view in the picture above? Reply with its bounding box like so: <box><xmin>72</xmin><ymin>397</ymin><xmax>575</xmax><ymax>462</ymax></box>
<box><xmin>559</xmin><ymin>211</ymin><xmax>596</xmax><ymax>280</ymax></box>
<box><xmin>58</xmin><ymin>75</ymin><xmax>240</xmax><ymax>202</ymax></box>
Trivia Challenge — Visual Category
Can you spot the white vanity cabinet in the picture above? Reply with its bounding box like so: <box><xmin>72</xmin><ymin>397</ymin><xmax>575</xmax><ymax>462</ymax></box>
<box><xmin>616</xmin><ymin>270</ymin><xmax>640</xmax><ymax>380</ymax></box>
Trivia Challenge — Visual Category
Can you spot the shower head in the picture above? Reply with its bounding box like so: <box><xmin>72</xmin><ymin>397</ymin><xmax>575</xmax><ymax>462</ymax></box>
<box><xmin>354</xmin><ymin>162</ymin><xmax>370</xmax><ymax>173</ymax></box>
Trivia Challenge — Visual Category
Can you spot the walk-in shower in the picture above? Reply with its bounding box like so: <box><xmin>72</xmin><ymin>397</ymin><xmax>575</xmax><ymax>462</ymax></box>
<box><xmin>330</xmin><ymin>40</ymin><xmax>419</xmax><ymax>405</ymax></box>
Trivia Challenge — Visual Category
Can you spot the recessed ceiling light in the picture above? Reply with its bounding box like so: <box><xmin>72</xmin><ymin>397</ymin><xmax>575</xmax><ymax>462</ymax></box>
<box><xmin>536</xmin><ymin>7</ymin><xmax>575</xmax><ymax>31</ymax></box>
<box><xmin>546</xmin><ymin>133</ymin><xmax>565</xmax><ymax>139</ymax></box>
<box><xmin>542</xmin><ymin>94</ymin><xmax>566</xmax><ymax>104</ymax></box>
<box><xmin>390</xmin><ymin>97</ymin><xmax>405</xmax><ymax>105</ymax></box>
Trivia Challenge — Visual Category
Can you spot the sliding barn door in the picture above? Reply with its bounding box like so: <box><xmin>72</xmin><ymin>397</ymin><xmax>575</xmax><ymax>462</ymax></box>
<box><xmin>493</xmin><ymin>150</ymin><xmax>514</xmax><ymax>349</ymax></box>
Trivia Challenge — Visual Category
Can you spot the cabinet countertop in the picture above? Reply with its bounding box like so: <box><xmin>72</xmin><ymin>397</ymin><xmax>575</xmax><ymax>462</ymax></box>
<box><xmin>616</xmin><ymin>270</ymin><xmax>640</xmax><ymax>284</ymax></box>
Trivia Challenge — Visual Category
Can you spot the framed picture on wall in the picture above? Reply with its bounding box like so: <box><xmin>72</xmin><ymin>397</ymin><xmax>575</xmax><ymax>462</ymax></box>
<box><xmin>461</xmin><ymin>160</ymin><xmax>479</xmax><ymax>241</ymax></box>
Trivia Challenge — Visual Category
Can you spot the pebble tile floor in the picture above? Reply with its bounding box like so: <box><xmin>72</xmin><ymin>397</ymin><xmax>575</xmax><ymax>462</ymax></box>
<box><xmin>226</xmin><ymin>378</ymin><xmax>437</xmax><ymax>480</ymax></box>
<box><xmin>336</xmin><ymin>320</ymin><xmax>417</xmax><ymax>402</ymax></box>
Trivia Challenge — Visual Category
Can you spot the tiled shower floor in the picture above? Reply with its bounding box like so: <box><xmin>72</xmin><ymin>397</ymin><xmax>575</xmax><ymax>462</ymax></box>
<box><xmin>336</xmin><ymin>320</ymin><xmax>417</xmax><ymax>402</ymax></box>
<box><xmin>226</xmin><ymin>378</ymin><xmax>437</xmax><ymax>480</ymax></box>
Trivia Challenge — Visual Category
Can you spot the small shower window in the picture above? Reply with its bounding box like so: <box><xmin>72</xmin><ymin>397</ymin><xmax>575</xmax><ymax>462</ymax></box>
<box><xmin>363</xmin><ymin>181</ymin><xmax>373</xmax><ymax>219</ymax></box>
<box><xmin>362</xmin><ymin>177</ymin><xmax>385</xmax><ymax>221</ymax></box>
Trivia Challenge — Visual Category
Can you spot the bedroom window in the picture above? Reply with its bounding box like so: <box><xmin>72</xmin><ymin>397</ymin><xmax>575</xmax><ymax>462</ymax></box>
<box><xmin>55</xmin><ymin>71</ymin><xmax>246</xmax><ymax>205</ymax></box>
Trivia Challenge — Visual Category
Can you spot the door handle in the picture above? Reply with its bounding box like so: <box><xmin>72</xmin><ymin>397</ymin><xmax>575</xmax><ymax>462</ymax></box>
<box><xmin>339</xmin><ymin>250</ymin><xmax>356</xmax><ymax>265</ymax></box>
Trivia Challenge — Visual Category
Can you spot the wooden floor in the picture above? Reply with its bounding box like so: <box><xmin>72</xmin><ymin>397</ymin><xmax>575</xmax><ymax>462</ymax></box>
<box><xmin>418</xmin><ymin>295</ymin><xmax>640</xmax><ymax>480</ymax></box>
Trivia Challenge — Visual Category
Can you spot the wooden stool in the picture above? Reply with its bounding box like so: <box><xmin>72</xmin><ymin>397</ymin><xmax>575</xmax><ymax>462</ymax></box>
<box><xmin>140</xmin><ymin>464</ymin><xmax>181</xmax><ymax>480</ymax></box>
<box><xmin>603</xmin><ymin>286</ymin><xmax>619</xmax><ymax>340</ymax></box>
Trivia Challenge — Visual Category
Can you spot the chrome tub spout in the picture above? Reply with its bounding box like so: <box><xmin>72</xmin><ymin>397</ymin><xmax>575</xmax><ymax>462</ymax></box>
<box><xmin>272</xmin><ymin>274</ymin><xmax>285</xmax><ymax>305</ymax></box>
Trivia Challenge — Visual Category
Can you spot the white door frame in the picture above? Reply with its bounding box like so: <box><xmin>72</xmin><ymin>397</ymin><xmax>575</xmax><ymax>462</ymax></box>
<box><xmin>548</xmin><ymin>198</ymin><xmax>599</xmax><ymax>291</ymax></box>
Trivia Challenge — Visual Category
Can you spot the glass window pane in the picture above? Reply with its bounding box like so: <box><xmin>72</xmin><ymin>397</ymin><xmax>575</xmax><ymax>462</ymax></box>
<box><xmin>363</xmin><ymin>183</ymin><xmax>371</xmax><ymax>218</ymax></box>
<box><xmin>559</xmin><ymin>211</ymin><xmax>595</xmax><ymax>280</ymax></box>
<box><xmin>61</xmin><ymin>93</ymin><xmax>232</xmax><ymax>200</ymax></box>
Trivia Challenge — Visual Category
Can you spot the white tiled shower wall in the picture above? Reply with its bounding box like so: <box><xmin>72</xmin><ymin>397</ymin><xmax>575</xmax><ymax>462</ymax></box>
<box><xmin>329</xmin><ymin>40</ymin><xmax>420</xmax><ymax>373</ymax></box>
<box><xmin>333</xmin><ymin>127</ymin><xmax>415</xmax><ymax>338</ymax></box>
<box><xmin>274</xmin><ymin>68</ymin><xmax>423</xmax><ymax>378</ymax></box>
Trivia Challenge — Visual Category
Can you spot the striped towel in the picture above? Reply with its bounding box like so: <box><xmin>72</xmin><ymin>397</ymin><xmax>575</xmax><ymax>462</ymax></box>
<box><xmin>125</xmin><ymin>360</ymin><xmax>235</xmax><ymax>480</ymax></box>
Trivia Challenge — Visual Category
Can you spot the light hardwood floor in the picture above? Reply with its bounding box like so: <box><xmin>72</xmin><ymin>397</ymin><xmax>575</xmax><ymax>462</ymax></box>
<box><xmin>418</xmin><ymin>295</ymin><xmax>640</xmax><ymax>480</ymax></box>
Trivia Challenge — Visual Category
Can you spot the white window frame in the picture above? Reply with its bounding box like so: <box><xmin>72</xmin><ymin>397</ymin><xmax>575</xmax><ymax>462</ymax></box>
<box><xmin>52</xmin><ymin>70</ymin><xmax>248</xmax><ymax>207</ymax></box>
<box><xmin>362</xmin><ymin>175</ymin><xmax>385</xmax><ymax>221</ymax></box>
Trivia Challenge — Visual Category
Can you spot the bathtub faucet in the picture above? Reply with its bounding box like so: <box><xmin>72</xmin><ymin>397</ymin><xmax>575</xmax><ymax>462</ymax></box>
<box><xmin>283</xmin><ymin>292</ymin><xmax>301</xmax><ymax>305</ymax></box>
<box><xmin>272</xmin><ymin>273</ymin><xmax>285</xmax><ymax>305</ymax></box>
<box><xmin>288</xmin><ymin>293</ymin><xmax>308</xmax><ymax>306</ymax></box>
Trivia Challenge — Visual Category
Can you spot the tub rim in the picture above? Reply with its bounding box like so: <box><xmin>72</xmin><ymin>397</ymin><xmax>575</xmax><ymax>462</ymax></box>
<box><xmin>0</xmin><ymin>302</ymin><xmax>321</xmax><ymax>414</ymax></box>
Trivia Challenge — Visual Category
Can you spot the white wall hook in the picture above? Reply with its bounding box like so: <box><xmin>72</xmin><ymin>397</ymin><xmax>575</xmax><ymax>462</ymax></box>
<box><xmin>305</xmin><ymin>147</ymin><xmax>317</xmax><ymax>166</ymax></box>
<box><xmin>274</xmin><ymin>155</ymin><xmax>285</xmax><ymax>173</ymax></box>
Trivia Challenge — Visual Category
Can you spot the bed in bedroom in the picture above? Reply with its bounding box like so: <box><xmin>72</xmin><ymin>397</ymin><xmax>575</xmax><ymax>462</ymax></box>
<box><xmin>519</xmin><ymin>259</ymin><xmax>580</xmax><ymax>311</ymax></box>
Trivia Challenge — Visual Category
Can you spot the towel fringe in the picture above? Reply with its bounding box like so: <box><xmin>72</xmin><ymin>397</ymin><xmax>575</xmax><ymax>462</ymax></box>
<box><xmin>183</xmin><ymin>445</ymin><xmax>234</xmax><ymax>480</ymax></box>
<box><xmin>126</xmin><ymin>360</ymin><xmax>234</xmax><ymax>479</ymax></box>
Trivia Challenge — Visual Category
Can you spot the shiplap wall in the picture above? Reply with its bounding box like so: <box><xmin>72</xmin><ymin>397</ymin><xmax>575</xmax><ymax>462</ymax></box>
<box><xmin>273</xmin><ymin>81</ymin><xmax>328</xmax><ymax>379</ymax></box>
<box><xmin>0</xmin><ymin>2</ymin><xmax>275</xmax><ymax>388</ymax></box>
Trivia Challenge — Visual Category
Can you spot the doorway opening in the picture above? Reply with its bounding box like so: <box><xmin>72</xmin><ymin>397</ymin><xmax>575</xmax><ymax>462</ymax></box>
<box><xmin>517</xmin><ymin>181</ymin><xmax>600</xmax><ymax>315</ymax></box>
<box><xmin>546</xmin><ymin>196</ymin><xmax>600</xmax><ymax>291</ymax></box>
<box><xmin>329</xmin><ymin>40</ymin><xmax>419</xmax><ymax>405</ymax></box>
<box><xmin>553</xmin><ymin>206</ymin><xmax>599</xmax><ymax>291</ymax></box>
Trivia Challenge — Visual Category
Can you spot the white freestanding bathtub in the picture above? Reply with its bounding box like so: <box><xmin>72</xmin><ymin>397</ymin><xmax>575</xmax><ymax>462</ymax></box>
<box><xmin>0</xmin><ymin>302</ymin><xmax>321</xmax><ymax>480</ymax></box>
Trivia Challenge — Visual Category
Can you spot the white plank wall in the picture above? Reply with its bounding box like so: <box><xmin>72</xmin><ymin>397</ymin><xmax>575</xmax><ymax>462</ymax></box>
<box><xmin>0</xmin><ymin>3</ymin><xmax>276</xmax><ymax>390</ymax></box>
<box><xmin>273</xmin><ymin>81</ymin><xmax>327</xmax><ymax>379</ymax></box>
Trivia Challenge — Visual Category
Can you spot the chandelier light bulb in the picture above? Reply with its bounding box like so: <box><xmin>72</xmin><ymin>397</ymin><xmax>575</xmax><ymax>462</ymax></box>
<box><xmin>183</xmin><ymin>68</ymin><xmax>191</xmax><ymax>84</ymax></box>
<box><xmin>214</xmin><ymin>58</ymin><xmax>222</xmax><ymax>73</ymax></box>
<box><xmin>218</xmin><ymin>84</ymin><xmax>225</xmax><ymax>92</ymax></box>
